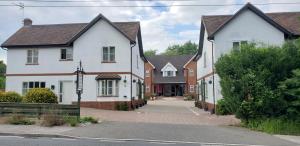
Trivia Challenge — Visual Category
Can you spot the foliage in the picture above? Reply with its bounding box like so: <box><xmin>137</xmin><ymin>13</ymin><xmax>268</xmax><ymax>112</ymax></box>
<box><xmin>63</xmin><ymin>115</ymin><xmax>78</xmax><ymax>127</ymax></box>
<box><xmin>0</xmin><ymin>61</ymin><xmax>6</xmax><ymax>77</ymax></box>
<box><xmin>279</xmin><ymin>69</ymin><xmax>300</xmax><ymax>121</ymax></box>
<box><xmin>115</xmin><ymin>102</ymin><xmax>129</xmax><ymax>111</ymax></box>
<box><xmin>183</xmin><ymin>94</ymin><xmax>195</xmax><ymax>101</ymax></box>
<box><xmin>80</xmin><ymin>116</ymin><xmax>98</xmax><ymax>124</ymax></box>
<box><xmin>144</xmin><ymin>49</ymin><xmax>157</xmax><ymax>57</ymax></box>
<box><xmin>162</xmin><ymin>41</ymin><xmax>198</xmax><ymax>56</ymax></box>
<box><xmin>215</xmin><ymin>39</ymin><xmax>300</xmax><ymax>121</ymax></box>
<box><xmin>0</xmin><ymin>76</ymin><xmax>5</xmax><ymax>89</ymax></box>
<box><xmin>0</xmin><ymin>91</ymin><xmax>22</xmax><ymax>102</ymax></box>
<box><xmin>41</xmin><ymin>113</ymin><xmax>65</xmax><ymax>127</ymax></box>
<box><xmin>244</xmin><ymin>118</ymin><xmax>300</xmax><ymax>135</ymax></box>
<box><xmin>216</xmin><ymin>99</ymin><xmax>231</xmax><ymax>115</ymax></box>
<box><xmin>7</xmin><ymin>114</ymin><xmax>35</xmax><ymax>125</ymax></box>
<box><xmin>24</xmin><ymin>88</ymin><xmax>58</xmax><ymax>103</ymax></box>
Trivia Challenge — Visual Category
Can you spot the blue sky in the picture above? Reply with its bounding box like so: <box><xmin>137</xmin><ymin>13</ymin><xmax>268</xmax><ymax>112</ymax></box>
<box><xmin>0</xmin><ymin>0</ymin><xmax>300</xmax><ymax>63</ymax></box>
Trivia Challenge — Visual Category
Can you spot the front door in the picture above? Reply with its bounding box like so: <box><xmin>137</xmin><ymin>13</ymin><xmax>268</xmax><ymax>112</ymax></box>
<box><xmin>59</xmin><ymin>81</ymin><xmax>73</xmax><ymax>104</ymax></box>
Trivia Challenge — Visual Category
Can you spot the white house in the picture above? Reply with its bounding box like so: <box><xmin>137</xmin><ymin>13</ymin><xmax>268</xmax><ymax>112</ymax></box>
<box><xmin>1</xmin><ymin>14</ymin><xmax>147</xmax><ymax>110</ymax></box>
<box><xmin>194</xmin><ymin>3</ymin><xmax>300</xmax><ymax>112</ymax></box>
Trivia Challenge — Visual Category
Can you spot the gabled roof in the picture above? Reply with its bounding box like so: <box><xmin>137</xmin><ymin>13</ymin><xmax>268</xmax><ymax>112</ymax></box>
<box><xmin>1</xmin><ymin>14</ymin><xmax>140</xmax><ymax>48</ymax></box>
<box><xmin>161</xmin><ymin>62</ymin><xmax>177</xmax><ymax>72</ymax></box>
<box><xmin>206</xmin><ymin>3</ymin><xmax>297</xmax><ymax>40</ymax></box>
<box><xmin>147</xmin><ymin>55</ymin><xmax>194</xmax><ymax>84</ymax></box>
<box><xmin>194</xmin><ymin>3</ymin><xmax>300</xmax><ymax>60</ymax></box>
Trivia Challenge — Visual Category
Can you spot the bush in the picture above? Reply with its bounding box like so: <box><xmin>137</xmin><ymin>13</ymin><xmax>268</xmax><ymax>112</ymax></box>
<box><xmin>0</xmin><ymin>91</ymin><xmax>22</xmax><ymax>102</ymax></box>
<box><xmin>63</xmin><ymin>116</ymin><xmax>79</xmax><ymax>127</ymax></box>
<box><xmin>41</xmin><ymin>113</ymin><xmax>64</xmax><ymax>127</ymax></box>
<box><xmin>216</xmin><ymin>99</ymin><xmax>231</xmax><ymax>115</ymax></box>
<box><xmin>244</xmin><ymin>118</ymin><xmax>300</xmax><ymax>135</ymax></box>
<box><xmin>80</xmin><ymin>116</ymin><xmax>98</xmax><ymax>124</ymax></box>
<box><xmin>115</xmin><ymin>102</ymin><xmax>129</xmax><ymax>111</ymax></box>
<box><xmin>7</xmin><ymin>114</ymin><xmax>35</xmax><ymax>125</ymax></box>
<box><xmin>24</xmin><ymin>88</ymin><xmax>58</xmax><ymax>103</ymax></box>
<box><xmin>215</xmin><ymin>39</ymin><xmax>300</xmax><ymax>121</ymax></box>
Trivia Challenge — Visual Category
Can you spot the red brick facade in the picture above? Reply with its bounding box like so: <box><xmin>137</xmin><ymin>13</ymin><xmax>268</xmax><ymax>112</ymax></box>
<box><xmin>184</xmin><ymin>60</ymin><xmax>197</xmax><ymax>96</ymax></box>
<box><xmin>78</xmin><ymin>99</ymin><xmax>146</xmax><ymax>110</ymax></box>
<box><xmin>144</xmin><ymin>62</ymin><xmax>154</xmax><ymax>97</ymax></box>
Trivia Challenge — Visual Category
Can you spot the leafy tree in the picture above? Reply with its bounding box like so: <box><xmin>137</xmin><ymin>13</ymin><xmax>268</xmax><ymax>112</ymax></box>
<box><xmin>163</xmin><ymin>41</ymin><xmax>198</xmax><ymax>56</ymax></box>
<box><xmin>0</xmin><ymin>61</ymin><xmax>6</xmax><ymax>77</ymax></box>
<box><xmin>144</xmin><ymin>49</ymin><xmax>157</xmax><ymax>57</ymax></box>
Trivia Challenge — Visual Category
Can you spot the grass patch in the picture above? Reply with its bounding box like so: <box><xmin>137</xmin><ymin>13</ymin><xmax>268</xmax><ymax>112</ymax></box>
<box><xmin>244</xmin><ymin>118</ymin><xmax>300</xmax><ymax>135</ymax></box>
<box><xmin>7</xmin><ymin>114</ymin><xmax>35</xmax><ymax>125</ymax></box>
<box><xmin>80</xmin><ymin>116</ymin><xmax>98</xmax><ymax>124</ymax></box>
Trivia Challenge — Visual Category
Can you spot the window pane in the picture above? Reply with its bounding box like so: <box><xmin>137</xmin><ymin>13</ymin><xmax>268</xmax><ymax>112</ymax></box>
<box><xmin>61</xmin><ymin>49</ymin><xmax>66</xmax><ymax>59</ymax></box>
<box><xmin>103</xmin><ymin>47</ymin><xmax>109</xmax><ymax>61</ymax></box>
<box><xmin>233</xmin><ymin>42</ymin><xmax>239</xmax><ymax>50</ymax></box>
<box><xmin>115</xmin><ymin>81</ymin><xmax>119</xmax><ymax>96</ymax></box>
<box><xmin>101</xmin><ymin>80</ymin><xmax>106</xmax><ymax>95</ymax></box>
<box><xmin>241</xmin><ymin>41</ymin><xmax>248</xmax><ymax>46</ymax></box>
<box><xmin>108</xmin><ymin>80</ymin><xmax>113</xmax><ymax>95</ymax></box>
<box><xmin>27</xmin><ymin>50</ymin><xmax>32</xmax><ymax>63</ymax></box>
<box><xmin>66</xmin><ymin>48</ymin><xmax>73</xmax><ymax>59</ymax></box>
<box><xmin>35</xmin><ymin>82</ymin><xmax>40</xmax><ymax>88</ymax></box>
<box><xmin>33</xmin><ymin>49</ymin><xmax>38</xmax><ymax>57</ymax></box>
<box><xmin>29</xmin><ymin>82</ymin><xmax>34</xmax><ymax>88</ymax></box>
<box><xmin>27</xmin><ymin>57</ymin><xmax>32</xmax><ymax>64</ymax></box>
<box><xmin>40</xmin><ymin>82</ymin><xmax>46</xmax><ymax>88</ymax></box>
<box><xmin>109</xmin><ymin>47</ymin><xmax>115</xmax><ymax>62</ymax></box>
<box><xmin>33</xmin><ymin>56</ymin><xmax>38</xmax><ymax>64</ymax></box>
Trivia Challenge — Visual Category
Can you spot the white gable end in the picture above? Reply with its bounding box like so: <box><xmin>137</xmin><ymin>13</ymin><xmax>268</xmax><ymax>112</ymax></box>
<box><xmin>161</xmin><ymin>62</ymin><xmax>177</xmax><ymax>77</ymax></box>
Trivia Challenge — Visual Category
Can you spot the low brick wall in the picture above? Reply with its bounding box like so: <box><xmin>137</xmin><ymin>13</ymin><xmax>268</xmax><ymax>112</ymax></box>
<box><xmin>77</xmin><ymin>99</ymin><xmax>146</xmax><ymax>110</ymax></box>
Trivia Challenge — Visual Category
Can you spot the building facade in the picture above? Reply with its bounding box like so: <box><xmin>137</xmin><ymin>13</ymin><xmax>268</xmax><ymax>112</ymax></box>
<box><xmin>144</xmin><ymin>55</ymin><xmax>197</xmax><ymax>97</ymax></box>
<box><xmin>2</xmin><ymin>14</ymin><xmax>147</xmax><ymax>110</ymax></box>
<box><xmin>194</xmin><ymin>3</ymin><xmax>300</xmax><ymax>111</ymax></box>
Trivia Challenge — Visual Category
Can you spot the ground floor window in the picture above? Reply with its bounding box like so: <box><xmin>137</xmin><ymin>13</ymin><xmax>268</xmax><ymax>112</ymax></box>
<box><xmin>22</xmin><ymin>81</ymin><xmax>46</xmax><ymax>95</ymax></box>
<box><xmin>97</xmin><ymin>80</ymin><xmax>119</xmax><ymax>97</ymax></box>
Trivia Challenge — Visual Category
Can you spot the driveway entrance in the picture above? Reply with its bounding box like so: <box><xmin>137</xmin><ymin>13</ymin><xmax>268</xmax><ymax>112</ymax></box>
<box><xmin>81</xmin><ymin>97</ymin><xmax>239</xmax><ymax>125</ymax></box>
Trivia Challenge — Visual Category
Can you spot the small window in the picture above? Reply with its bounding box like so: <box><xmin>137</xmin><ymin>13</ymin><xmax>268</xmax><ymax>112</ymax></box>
<box><xmin>190</xmin><ymin>85</ymin><xmax>195</xmax><ymax>93</ymax></box>
<box><xmin>22</xmin><ymin>81</ymin><xmax>46</xmax><ymax>95</ymax></box>
<box><xmin>61</xmin><ymin>48</ymin><xmax>73</xmax><ymax>60</ymax></box>
<box><xmin>145</xmin><ymin>70</ymin><xmax>150</xmax><ymax>77</ymax></box>
<box><xmin>97</xmin><ymin>80</ymin><xmax>119</xmax><ymax>97</ymax></box>
<box><xmin>203</xmin><ymin>52</ymin><xmax>207</xmax><ymax>68</ymax></box>
<box><xmin>189</xmin><ymin>69</ymin><xmax>194</xmax><ymax>76</ymax></box>
<box><xmin>102</xmin><ymin>46</ymin><xmax>115</xmax><ymax>62</ymax></box>
<box><xmin>27</xmin><ymin>49</ymin><xmax>38</xmax><ymax>64</ymax></box>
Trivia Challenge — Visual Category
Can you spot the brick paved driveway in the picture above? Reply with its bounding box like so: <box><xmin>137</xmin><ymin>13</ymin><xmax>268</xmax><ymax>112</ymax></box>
<box><xmin>81</xmin><ymin>97</ymin><xmax>240</xmax><ymax>125</ymax></box>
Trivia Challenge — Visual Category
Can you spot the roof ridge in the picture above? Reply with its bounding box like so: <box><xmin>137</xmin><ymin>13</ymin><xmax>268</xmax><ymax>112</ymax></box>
<box><xmin>31</xmin><ymin>23</ymin><xmax>88</xmax><ymax>26</ymax></box>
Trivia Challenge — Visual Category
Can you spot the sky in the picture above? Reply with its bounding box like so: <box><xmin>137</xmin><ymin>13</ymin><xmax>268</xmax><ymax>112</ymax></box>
<box><xmin>0</xmin><ymin>0</ymin><xmax>299</xmax><ymax>63</ymax></box>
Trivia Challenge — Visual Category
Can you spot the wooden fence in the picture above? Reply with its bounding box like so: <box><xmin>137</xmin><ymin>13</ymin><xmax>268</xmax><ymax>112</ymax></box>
<box><xmin>0</xmin><ymin>103</ymin><xmax>79</xmax><ymax>118</ymax></box>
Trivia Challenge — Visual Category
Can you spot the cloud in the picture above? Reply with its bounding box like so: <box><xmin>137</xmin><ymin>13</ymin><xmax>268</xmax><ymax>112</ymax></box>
<box><xmin>0</xmin><ymin>0</ymin><xmax>299</xmax><ymax>62</ymax></box>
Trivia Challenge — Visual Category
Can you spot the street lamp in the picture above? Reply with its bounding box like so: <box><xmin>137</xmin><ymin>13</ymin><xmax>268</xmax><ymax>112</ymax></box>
<box><xmin>75</xmin><ymin>61</ymin><xmax>84</xmax><ymax>121</ymax></box>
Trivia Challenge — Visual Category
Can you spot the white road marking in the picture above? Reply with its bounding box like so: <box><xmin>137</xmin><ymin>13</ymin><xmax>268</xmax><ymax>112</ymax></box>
<box><xmin>0</xmin><ymin>136</ymin><xmax>24</xmax><ymax>139</ymax></box>
<box><xmin>57</xmin><ymin>134</ymin><xmax>267</xmax><ymax>146</ymax></box>
<box><xmin>187</xmin><ymin>107</ymin><xmax>200</xmax><ymax>116</ymax></box>
<box><xmin>149</xmin><ymin>141</ymin><xmax>176</xmax><ymax>145</ymax></box>
<box><xmin>52</xmin><ymin>138</ymin><xmax>76</xmax><ymax>141</ymax></box>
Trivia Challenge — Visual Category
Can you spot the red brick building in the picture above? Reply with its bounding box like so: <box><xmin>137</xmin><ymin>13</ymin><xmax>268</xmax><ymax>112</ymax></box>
<box><xmin>144</xmin><ymin>55</ymin><xmax>197</xmax><ymax>97</ymax></box>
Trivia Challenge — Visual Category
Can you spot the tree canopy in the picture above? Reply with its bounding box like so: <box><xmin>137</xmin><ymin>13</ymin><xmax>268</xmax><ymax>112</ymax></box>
<box><xmin>144</xmin><ymin>49</ymin><xmax>157</xmax><ymax>57</ymax></box>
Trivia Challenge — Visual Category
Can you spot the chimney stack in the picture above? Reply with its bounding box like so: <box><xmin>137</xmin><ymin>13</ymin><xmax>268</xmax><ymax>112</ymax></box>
<box><xmin>23</xmin><ymin>18</ymin><xmax>32</xmax><ymax>26</ymax></box>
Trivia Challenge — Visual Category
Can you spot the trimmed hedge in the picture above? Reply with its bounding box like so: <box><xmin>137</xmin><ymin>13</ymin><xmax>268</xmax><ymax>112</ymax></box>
<box><xmin>24</xmin><ymin>88</ymin><xmax>58</xmax><ymax>103</ymax></box>
<box><xmin>0</xmin><ymin>91</ymin><xmax>22</xmax><ymax>102</ymax></box>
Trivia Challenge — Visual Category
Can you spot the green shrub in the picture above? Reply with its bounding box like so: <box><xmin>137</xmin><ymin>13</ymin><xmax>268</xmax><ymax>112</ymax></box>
<box><xmin>245</xmin><ymin>118</ymin><xmax>300</xmax><ymax>135</ymax></box>
<box><xmin>216</xmin><ymin>99</ymin><xmax>231</xmax><ymax>115</ymax></box>
<box><xmin>41</xmin><ymin>113</ymin><xmax>64</xmax><ymax>127</ymax></box>
<box><xmin>63</xmin><ymin>116</ymin><xmax>79</xmax><ymax>127</ymax></box>
<box><xmin>0</xmin><ymin>91</ymin><xmax>22</xmax><ymax>102</ymax></box>
<box><xmin>80</xmin><ymin>116</ymin><xmax>98</xmax><ymax>124</ymax></box>
<box><xmin>7</xmin><ymin>114</ymin><xmax>35</xmax><ymax>125</ymax></box>
<box><xmin>116</xmin><ymin>102</ymin><xmax>129</xmax><ymax>111</ymax></box>
<box><xmin>24</xmin><ymin>88</ymin><xmax>58</xmax><ymax>103</ymax></box>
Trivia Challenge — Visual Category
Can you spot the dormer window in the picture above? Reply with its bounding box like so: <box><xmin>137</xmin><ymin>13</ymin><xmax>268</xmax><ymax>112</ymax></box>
<box><xmin>161</xmin><ymin>62</ymin><xmax>177</xmax><ymax>77</ymax></box>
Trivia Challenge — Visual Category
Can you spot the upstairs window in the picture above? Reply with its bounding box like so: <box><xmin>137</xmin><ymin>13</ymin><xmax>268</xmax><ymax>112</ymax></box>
<box><xmin>102</xmin><ymin>46</ymin><xmax>115</xmax><ymax>62</ymax></box>
<box><xmin>145</xmin><ymin>70</ymin><xmax>150</xmax><ymax>77</ymax></box>
<box><xmin>164</xmin><ymin>71</ymin><xmax>175</xmax><ymax>77</ymax></box>
<box><xmin>27</xmin><ymin>49</ymin><xmax>38</xmax><ymax>64</ymax></box>
<box><xmin>60</xmin><ymin>48</ymin><xmax>73</xmax><ymax>60</ymax></box>
<box><xmin>189</xmin><ymin>69</ymin><xmax>194</xmax><ymax>76</ymax></box>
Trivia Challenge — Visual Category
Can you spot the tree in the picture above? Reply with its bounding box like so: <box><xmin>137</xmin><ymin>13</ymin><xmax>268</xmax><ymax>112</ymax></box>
<box><xmin>144</xmin><ymin>49</ymin><xmax>157</xmax><ymax>57</ymax></box>
<box><xmin>163</xmin><ymin>41</ymin><xmax>198</xmax><ymax>56</ymax></box>
<box><xmin>0</xmin><ymin>61</ymin><xmax>6</xmax><ymax>76</ymax></box>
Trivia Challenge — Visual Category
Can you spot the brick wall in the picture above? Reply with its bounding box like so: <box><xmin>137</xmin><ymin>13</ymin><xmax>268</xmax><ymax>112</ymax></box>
<box><xmin>184</xmin><ymin>60</ymin><xmax>197</xmax><ymax>96</ymax></box>
<box><xmin>144</xmin><ymin>62</ymin><xmax>154</xmax><ymax>97</ymax></box>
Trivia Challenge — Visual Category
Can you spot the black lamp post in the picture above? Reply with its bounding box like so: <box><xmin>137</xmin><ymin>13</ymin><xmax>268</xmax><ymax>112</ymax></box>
<box><xmin>76</xmin><ymin>61</ymin><xmax>84</xmax><ymax>121</ymax></box>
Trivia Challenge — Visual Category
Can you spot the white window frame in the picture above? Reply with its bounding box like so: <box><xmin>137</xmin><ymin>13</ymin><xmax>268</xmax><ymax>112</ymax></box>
<box><xmin>60</xmin><ymin>48</ymin><xmax>73</xmax><ymax>60</ymax></box>
<box><xmin>27</xmin><ymin>49</ymin><xmax>38</xmax><ymax>64</ymax></box>
<box><xmin>97</xmin><ymin>80</ymin><xmax>119</xmax><ymax>97</ymax></box>
<box><xmin>189</xmin><ymin>69</ymin><xmax>194</xmax><ymax>76</ymax></box>
<box><xmin>189</xmin><ymin>85</ymin><xmax>195</xmax><ymax>93</ymax></box>
<box><xmin>102</xmin><ymin>46</ymin><xmax>115</xmax><ymax>62</ymax></box>
<box><xmin>22</xmin><ymin>81</ymin><xmax>46</xmax><ymax>95</ymax></box>
<box><xmin>145</xmin><ymin>70</ymin><xmax>150</xmax><ymax>77</ymax></box>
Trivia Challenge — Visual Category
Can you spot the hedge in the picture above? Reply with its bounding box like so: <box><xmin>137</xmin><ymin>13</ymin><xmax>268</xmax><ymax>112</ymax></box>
<box><xmin>24</xmin><ymin>88</ymin><xmax>58</xmax><ymax>103</ymax></box>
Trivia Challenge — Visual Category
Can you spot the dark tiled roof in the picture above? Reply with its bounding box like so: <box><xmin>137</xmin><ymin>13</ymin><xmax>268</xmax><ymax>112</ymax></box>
<box><xmin>203</xmin><ymin>12</ymin><xmax>300</xmax><ymax>37</ymax></box>
<box><xmin>147</xmin><ymin>55</ymin><xmax>194</xmax><ymax>84</ymax></box>
<box><xmin>1</xmin><ymin>21</ymin><xmax>140</xmax><ymax>47</ymax></box>
<box><xmin>95</xmin><ymin>74</ymin><xmax>121</xmax><ymax>80</ymax></box>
